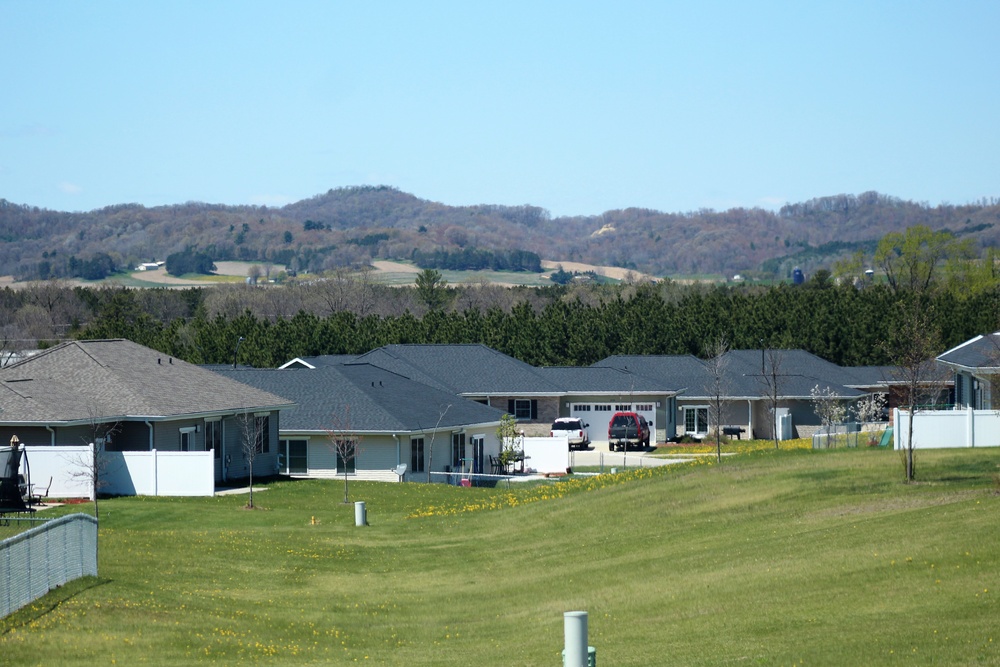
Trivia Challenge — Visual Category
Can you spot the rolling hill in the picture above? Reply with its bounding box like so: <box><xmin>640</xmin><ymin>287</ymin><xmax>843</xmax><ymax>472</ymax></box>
<box><xmin>1</xmin><ymin>188</ymin><xmax>997</xmax><ymax>282</ymax></box>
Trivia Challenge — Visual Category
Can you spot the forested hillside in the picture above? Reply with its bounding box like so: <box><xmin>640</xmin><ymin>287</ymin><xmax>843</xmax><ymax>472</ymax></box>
<box><xmin>1</xmin><ymin>188</ymin><xmax>998</xmax><ymax>281</ymax></box>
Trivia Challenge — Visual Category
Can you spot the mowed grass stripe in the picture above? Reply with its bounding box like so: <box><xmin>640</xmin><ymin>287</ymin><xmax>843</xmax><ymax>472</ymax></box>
<box><xmin>2</xmin><ymin>446</ymin><xmax>997</xmax><ymax>665</ymax></box>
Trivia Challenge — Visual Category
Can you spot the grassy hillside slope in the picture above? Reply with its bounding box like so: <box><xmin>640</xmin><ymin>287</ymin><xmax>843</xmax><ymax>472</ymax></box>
<box><xmin>2</xmin><ymin>446</ymin><xmax>998</xmax><ymax>665</ymax></box>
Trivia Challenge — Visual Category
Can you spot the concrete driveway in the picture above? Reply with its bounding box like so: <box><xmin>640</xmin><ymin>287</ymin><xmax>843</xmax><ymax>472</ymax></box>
<box><xmin>568</xmin><ymin>443</ymin><xmax>689</xmax><ymax>470</ymax></box>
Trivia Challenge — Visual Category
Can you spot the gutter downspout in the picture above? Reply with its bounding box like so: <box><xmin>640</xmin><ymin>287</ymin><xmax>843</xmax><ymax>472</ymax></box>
<box><xmin>392</xmin><ymin>434</ymin><xmax>400</xmax><ymax>467</ymax></box>
<box><xmin>145</xmin><ymin>421</ymin><xmax>154</xmax><ymax>450</ymax></box>
<box><xmin>45</xmin><ymin>425</ymin><xmax>56</xmax><ymax>446</ymax></box>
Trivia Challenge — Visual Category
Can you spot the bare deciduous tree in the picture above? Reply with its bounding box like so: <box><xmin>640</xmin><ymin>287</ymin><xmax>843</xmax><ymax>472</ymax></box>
<box><xmin>758</xmin><ymin>347</ymin><xmax>786</xmax><ymax>449</ymax></box>
<box><xmin>704</xmin><ymin>338</ymin><xmax>731</xmax><ymax>464</ymax></box>
<box><xmin>236</xmin><ymin>408</ymin><xmax>266</xmax><ymax>508</ymax></box>
<box><xmin>423</xmin><ymin>403</ymin><xmax>451</xmax><ymax>483</ymax></box>
<box><xmin>325</xmin><ymin>406</ymin><xmax>362</xmax><ymax>504</ymax></box>
<box><xmin>64</xmin><ymin>404</ymin><xmax>121</xmax><ymax>519</ymax></box>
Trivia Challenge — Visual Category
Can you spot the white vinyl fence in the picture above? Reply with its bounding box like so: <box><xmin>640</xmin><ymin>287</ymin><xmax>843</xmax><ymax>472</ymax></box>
<box><xmin>894</xmin><ymin>407</ymin><xmax>1000</xmax><ymax>449</ymax></box>
<box><xmin>1</xmin><ymin>513</ymin><xmax>97</xmax><ymax>618</ymax></box>
<box><xmin>24</xmin><ymin>446</ymin><xmax>215</xmax><ymax>498</ymax></box>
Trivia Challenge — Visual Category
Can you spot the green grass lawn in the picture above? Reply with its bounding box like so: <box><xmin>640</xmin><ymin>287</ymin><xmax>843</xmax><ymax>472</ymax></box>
<box><xmin>3</xmin><ymin>447</ymin><xmax>998</xmax><ymax>665</ymax></box>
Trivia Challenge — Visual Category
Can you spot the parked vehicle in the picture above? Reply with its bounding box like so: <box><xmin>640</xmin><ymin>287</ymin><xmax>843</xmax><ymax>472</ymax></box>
<box><xmin>607</xmin><ymin>412</ymin><xmax>651</xmax><ymax>451</ymax></box>
<box><xmin>550</xmin><ymin>417</ymin><xmax>590</xmax><ymax>450</ymax></box>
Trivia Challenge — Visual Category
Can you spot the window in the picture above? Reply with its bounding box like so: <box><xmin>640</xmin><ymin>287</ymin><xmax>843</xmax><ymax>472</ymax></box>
<box><xmin>451</xmin><ymin>432</ymin><xmax>465</xmax><ymax>468</ymax></box>
<box><xmin>684</xmin><ymin>407</ymin><xmax>709</xmax><ymax>435</ymax></box>
<box><xmin>337</xmin><ymin>443</ymin><xmax>356</xmax><ymax>474</ymax></box>
<box><xmin>283</xmin><ymin>439</ymin><xmax>308</xmax><ymax>474</ymax></box>
<box><xmin>205</xmin><ymin>419</ymin><xmax>222</xmax><ymax>459</ymax></box>
<box><xmin>179</xmin><ymin>427</ymin><xmax>196</xmax><ymax>452</ymax></box>
<box><xmin>508</xmin><ymin>399</ymin><xmax>537</xmax><ymax>420</ymax></box>
<box><xmin>615</xmin><ymin>404</ymin><xmax>632</xmax><ymax>411</ymax></box>
<box><xmin>255</xmin><ymin>415</ymin><xmax>270</xmax><ymax>453</ymax></box>
<box><xmin>574</xmin><ymin>404</ymin><xmax>591</xmax><ymax>412</ymax></box>
<box><xmin>636</xmin><ymin>404</ymin><xmax>653</xmax><ymax>412</ymax></box>
<box><xmin>594</xmin><ymin>405</ymin><xmax>612</xmax><ymax>412</ymax></box>
<box><xmin>411</xmin><ymin>437</ymin><xmax>425</xmax><ymax>473</ymax></box>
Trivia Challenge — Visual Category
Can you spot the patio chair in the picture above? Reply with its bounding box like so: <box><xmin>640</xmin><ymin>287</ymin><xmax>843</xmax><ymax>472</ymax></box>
<box><xmin>30</xmin><ymin>476</ymin><xmax>52</xmax><ymax>505</ymax></box>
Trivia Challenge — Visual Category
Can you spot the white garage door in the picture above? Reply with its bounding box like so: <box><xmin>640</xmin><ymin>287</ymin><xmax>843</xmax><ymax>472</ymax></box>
<box><xmin>571</xmin><ymin>402</ymin><xmax>656</xmax><ymax>442</ymax></box>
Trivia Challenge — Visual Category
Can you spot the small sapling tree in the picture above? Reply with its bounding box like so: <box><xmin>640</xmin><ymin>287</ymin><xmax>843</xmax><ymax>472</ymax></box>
<box><xmin>810</xmin><ymin>384</ymin><xmax>848</xmax><ymax>446</ymax></box>
<box><xmin>236</xmin><ymin>408</ymin><xmax>266</xmax><ymax>508</ymax></box>
<box><xmin>496</xmin><ymin>413</ymin><xmax>521</xmax><ymax>472</ymax></box>
<box><xmin>704</xmin><ymin>338</ymin><xmax>731</xmax><ymax>464</ymax></box>
<box><xmin>325</xmin><ymin>406</ymin><xmax>362</xmax><ymax>504</ymax></box>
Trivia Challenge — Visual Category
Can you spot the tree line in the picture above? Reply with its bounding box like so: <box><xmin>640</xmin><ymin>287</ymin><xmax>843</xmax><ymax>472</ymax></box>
<box><xmin>0</xmin><ymin>280</ymin><xmax>982</xmax><ymax>370</ymax></box>
<box><xmin>411</xmin><ymin>247</ymin><xmax>542</xmax><ymax>272</ymax></box>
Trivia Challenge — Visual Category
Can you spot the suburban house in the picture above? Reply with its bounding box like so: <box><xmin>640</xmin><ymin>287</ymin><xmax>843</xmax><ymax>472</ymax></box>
<box><xmin>533</xmin><ymin>365</ymin><xmax>678</xmax><ymax>443</ymax></box>
<box><xmin>940</xmin><ymin>332</ymin><xmax>999</xmax><ymax>410</ymax></box>
<box><xmin>0</xmin><ymin>339</ymin><xmax>294</xmax><ymax>496</ymax></box>
<box><xmin>895</xmin><ymin>332</ymin><xmax>1000</xmax><ymax>449</ymax></box>
<box><xmin>210</xmin><ymin>363</ymin><xmax>508</xmax><ymax>482</ymax></box>
<box><xmin>291</xmin><ymin>344</ymin><xmax>681</xmax><ymax>443</ymax></box>
<box><xmin>594</xmin><ymin>349</ymin><xmax>873</xmax><ymax>440</ymax></box>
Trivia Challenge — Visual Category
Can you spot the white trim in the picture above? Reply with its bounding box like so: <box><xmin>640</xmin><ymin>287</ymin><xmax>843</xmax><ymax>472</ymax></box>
<box><xmin>278</xmin><ymin>357</ymin><xmax>317</xmax><ymax>369</ymax></box>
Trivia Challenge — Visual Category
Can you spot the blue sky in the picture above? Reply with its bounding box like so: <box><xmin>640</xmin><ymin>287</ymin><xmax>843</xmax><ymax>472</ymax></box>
<box><xmin>2</xmin><ymin>1</ymin><xmax>998</xmax><ymax>217</ymax></box>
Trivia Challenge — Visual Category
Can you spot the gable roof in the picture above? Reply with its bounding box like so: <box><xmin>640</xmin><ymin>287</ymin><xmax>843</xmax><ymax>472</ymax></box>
<box><xmin>279</xmin><ymin>355</ymin><xmax>357</xmax><ymax>369</ymax></box>
<box><xmin>0</xmin><ymin>339</ymin><xmax>294</xmax><ymax>425</ymax></box>
<box><xmin>351</xmin><ymin>344</ymin><xmax>564</xmax><ymax>396</ymax></box>
<box><xmin>937</xmin><ymin>332</ymin><xmax>1000</xmax><ymax>372</ymax></box>
<box><xmin>210</xmin><ymin>363</ymin><xmax>507</xmax><ymax>434</ymax></box>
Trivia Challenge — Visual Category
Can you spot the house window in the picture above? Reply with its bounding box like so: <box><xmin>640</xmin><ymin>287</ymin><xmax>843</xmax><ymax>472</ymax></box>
<box><xmin>575</xmin><ymin>404</ymin><xmax>591</xmax><ymax>412</ymax></box>
<box><xmin>508</xmin><ymin>399</ymin><xmax>537</xmax><ymax>420</ymax></box>
<box><xmin>636</xmin><ymin>403</ymin><xmax>653</xmax><ymax>412</ymax></box>
<box><xmin>283</xmin><ymin>439</ymin><xmax>308</xmax><ymax>474</ymax></box>
<box><xmin>451</xmin><ymin>432</ymin><xmax>465</xmax><ymax>468</ymax></box>
<box><xmin>179</xmin><ymin>427</ymin><xmax>196</xmax><ymax>452</ymax></box>
<box><xmin>411</xmin><ymin>437</ymin><xmax>425</xmax><ymax>473</ymax></box>
<box><xmin>615</xmin><ymin>404</ymin><xmax>632</xmax><ymax>411</ymax></box>
<box><xmin>684</xmin><ymin>407</ymin><xmax>709</xmax><ymax>435</ymax></box>
<box><xmin>337</xmin><ymin>444</ymin><xmax>356</xmax><ymax>474</ymax></box>
<box><xmin>255</xmin><ymin>415</ymin><xmax>270</xmax><ymax>453</ymax></box>
<box><xmin>205</xmin><ymin>419</ymin><xmax>222</xmax><ymax>458</ymax></box>
<box><xmin>594</xmin><ymin>405</ymin><xmax>612</xmax><ymax>412</ymax></box>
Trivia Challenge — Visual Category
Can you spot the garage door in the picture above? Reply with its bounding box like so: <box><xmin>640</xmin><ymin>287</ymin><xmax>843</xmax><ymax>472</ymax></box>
<box><xmin>571</xmin><ymin>403</ymin><xmax>656</xmax><ymax>442</ymax></box>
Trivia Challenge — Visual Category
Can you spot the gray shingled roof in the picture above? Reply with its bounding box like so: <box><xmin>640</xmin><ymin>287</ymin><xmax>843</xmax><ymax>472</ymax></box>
<box><xmin>279</xmin><ymin>355</ymin><xmax>358</xmax><ymax>369</ymax></box>
<box><xmin>722</xmin><ymin>350</ymin><xmax>866</xmax><ymax>399</ymax></box>
<box><xmin>537</xmin><ymin>366</ymin><xmax>677</xmax><ymax>395</ymax></box>
<box><xmin>938</xmin><ymin>332</ymin><xmax>1000</xmax><ymax>372</ymax></box>
<box><xmin>596</xmin><ymin>350</ymin><xmax>866</xmax><ymax>399</ymax></box>
<box><xmin>593</xmin><ymin>355</ymin><xmax>710</xmax><ymax>394</ymax></box>
<box><xmin>352</xmin><ymin>344</ymin><xmax>564</xmax><ymax>396</ymax></box>
<box><xmin>0</xmin><ymin>339</ymin><xmax>294</xmax><ymax>424</ymax></box>
<box><xmin>211</xmin><ymin>364</ymin><xmax>507</xmax><ymax>434</ymax></box>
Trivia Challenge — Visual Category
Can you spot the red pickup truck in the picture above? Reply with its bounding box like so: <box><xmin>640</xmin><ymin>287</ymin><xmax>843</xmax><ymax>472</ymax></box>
<box><xmin>607</xmin><ymin>412</ymin><xmax>651</xmax><ymax>452</ymax></box>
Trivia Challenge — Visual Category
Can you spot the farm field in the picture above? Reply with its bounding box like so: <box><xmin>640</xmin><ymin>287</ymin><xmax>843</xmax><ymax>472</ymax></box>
<box><xmin>2</xmin><ymin>446</ymin><xmax>998</xmax><ymax>665</ymax></box>
<box><xmin>0</xmin><ymin>259</ymin><xmax>665</xmax><ymax>291</ymax></box>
